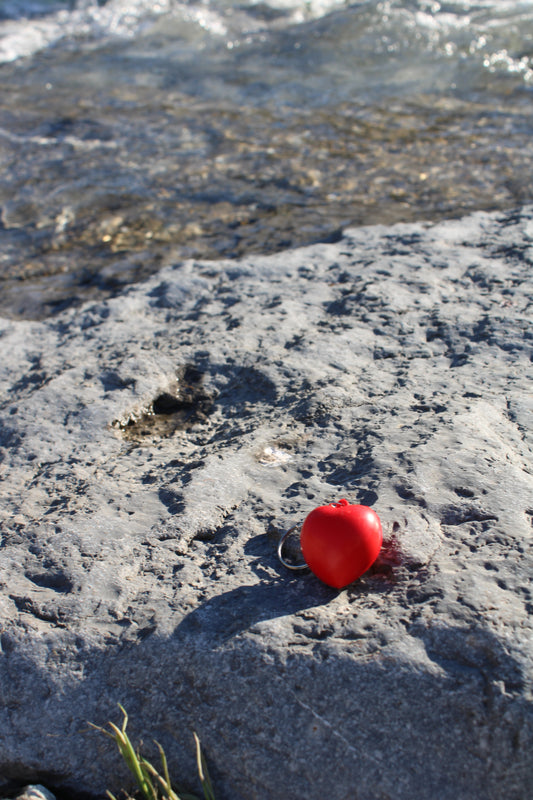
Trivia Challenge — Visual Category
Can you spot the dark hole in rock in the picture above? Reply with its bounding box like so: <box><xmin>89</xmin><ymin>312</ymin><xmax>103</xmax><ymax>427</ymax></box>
<box><xmin>26</xmin><ymin>571</ymin><xmax>74</xmax><ymax>593</ymax></box>
<box><xmin>152</xmin><ymin>393</ymin><xmax>184</xmax><ymax>415</ymax></box>
<box><xmin>111</xmin><ymin>365</ymin><xmax>214</xmax><ymax>442</ymax></box>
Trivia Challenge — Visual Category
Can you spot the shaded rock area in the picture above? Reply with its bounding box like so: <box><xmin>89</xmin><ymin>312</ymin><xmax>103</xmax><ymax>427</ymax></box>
<box><xmin>0</xmin><ymin>206</ymin><xmax>532</xmax><ymax>800</ymax></box>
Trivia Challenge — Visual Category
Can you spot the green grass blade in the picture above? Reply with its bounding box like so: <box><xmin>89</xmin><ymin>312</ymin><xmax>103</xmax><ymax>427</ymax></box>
<box><xmin>154</xmin><ymin>741</ymin><xmax>183</xmax><ymax>800</ymax></box>
<box><xmin>108</xmin><ymin>707</ymin><xmax>155</xmax><ymax>800</ymax></box>
<box><xmin>118</xmin><ymin>734</ymin><xmax>150</xmax><ymax>796</ymax></box>
<box><xmin>118</xmin><ymin>704</ymin><xmax>129</xmax><ymax>732</ymax></box>
<box><xmin>193</xmin><ymin>734</ymin><xmax>215</xmax><ymax>800</ymax></box>
<box><xmin>140</xmin><ymin>759</ymin><xmax>167</xmax><ymax>799</ymax></box>
<box><xmin>87</xmin><ymin>721</ymin><xmax>115</xmax><ymax>741</ymax></box>
<box><xmin>155</xmin><ymin>742</ymin><xmax>172</xmax><ymax>792</ymax></box>
<box><xmin>90</xmin><ymin>708</ymin><xmax>214</xmax><ymax>800</ymax></box>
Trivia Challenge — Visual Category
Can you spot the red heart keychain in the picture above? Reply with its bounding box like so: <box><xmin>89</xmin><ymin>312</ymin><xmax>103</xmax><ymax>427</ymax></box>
<box><xmin>278</xmin><ymin>499</ymin><xmax>382</xmax><ymax>589</ymax></box>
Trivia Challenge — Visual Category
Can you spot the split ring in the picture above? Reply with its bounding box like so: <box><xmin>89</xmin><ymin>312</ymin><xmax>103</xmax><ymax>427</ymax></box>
<box><xmin>277</xmin><ymin>525</ymin><xmax>308</xmax><ymax>571</ymax></box>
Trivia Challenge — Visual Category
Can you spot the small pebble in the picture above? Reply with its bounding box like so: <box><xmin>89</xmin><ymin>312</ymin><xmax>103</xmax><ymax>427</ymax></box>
<box><xmin>7</xmin><ymin>785</ymin><xmax>57</xmax><ymax>800</ymax></box>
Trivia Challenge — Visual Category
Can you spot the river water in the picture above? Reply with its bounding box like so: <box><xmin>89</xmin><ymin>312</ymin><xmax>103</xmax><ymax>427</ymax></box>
<box><xmin>0</xmin><ymin>0</ymin><xmax>532</xmax><ymax>318</ymax></box>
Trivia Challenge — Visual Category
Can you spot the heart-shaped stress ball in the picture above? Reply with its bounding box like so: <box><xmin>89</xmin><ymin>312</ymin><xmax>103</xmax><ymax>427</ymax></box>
<box><xmin>300</xmin><ymin>499</ymin><xmax>382</xmax><ymax>588</ymax></box>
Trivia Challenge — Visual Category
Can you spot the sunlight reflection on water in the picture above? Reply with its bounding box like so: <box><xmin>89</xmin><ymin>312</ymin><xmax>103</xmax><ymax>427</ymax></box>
<box><xmin>0</xmin><ymin>0</ymin><xmax>532</xmax><ymax>318</ymax></box>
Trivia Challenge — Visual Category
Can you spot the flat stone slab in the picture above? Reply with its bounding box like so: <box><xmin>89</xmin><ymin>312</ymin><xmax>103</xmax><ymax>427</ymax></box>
<box><xmin>0</xmin><ymin>206</ymin><xmax>532</xmax><ymax>800</ymax></box>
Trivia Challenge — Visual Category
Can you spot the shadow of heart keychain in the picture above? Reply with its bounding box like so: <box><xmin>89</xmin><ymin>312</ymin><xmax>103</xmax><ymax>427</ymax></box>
<box><xmin>278</xmin><ymin>498</ymin><xmax>383</xmax><ymax>589</ymax></box>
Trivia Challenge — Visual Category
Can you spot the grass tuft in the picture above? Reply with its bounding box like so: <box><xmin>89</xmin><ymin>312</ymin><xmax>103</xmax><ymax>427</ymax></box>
<box><xmin>90</xmin><ymin>705</ymin><xmax>215</xmax><ymax>800</ymax></box>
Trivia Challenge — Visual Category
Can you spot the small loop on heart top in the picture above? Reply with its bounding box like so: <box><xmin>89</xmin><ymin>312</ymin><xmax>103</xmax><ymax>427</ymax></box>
<box><xmin>277</xmin><ymin>525</ymin><xmax>309</xmax><ymax>571</ymax></box>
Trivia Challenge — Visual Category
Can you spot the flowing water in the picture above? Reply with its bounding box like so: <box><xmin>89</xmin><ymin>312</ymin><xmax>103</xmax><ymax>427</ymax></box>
<box><xmin>0</xmin><ymin>0</ymin><xmax>532</xmax><ymax>318</ymax></box>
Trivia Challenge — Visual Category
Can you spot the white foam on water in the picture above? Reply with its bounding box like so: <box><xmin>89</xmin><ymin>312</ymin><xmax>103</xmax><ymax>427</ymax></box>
<box><xmin>0</xmin><ymin>0</ymin><xmax>532</xmax><ymax>82</ymax></box>
<box><xmin>375</xmin><ymin>0</ymin><xmax>533</xmax><ymax>85</ymax></box>
<box><xmin>0</xmin><ymin>0</ymin><xmax>172</xmax><ymax>62</ymax></box>
<box><xmin>0</xmin><ymin>0</ymin><xmax>347</xmax><ymax>62</ymax></box>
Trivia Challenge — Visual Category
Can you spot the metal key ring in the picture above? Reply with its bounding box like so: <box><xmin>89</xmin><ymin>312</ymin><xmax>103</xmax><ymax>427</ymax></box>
<box><xmin>277</xmin><ymin>525</ymin><xmax>309</xmax><ymax>571</ymax></box>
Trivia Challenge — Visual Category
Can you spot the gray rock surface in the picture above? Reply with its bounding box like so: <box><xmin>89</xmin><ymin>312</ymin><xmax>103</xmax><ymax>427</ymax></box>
<box><xmin>0</xmin><ymin>206</ymin><xmax>532</xmax><ymax>800</ymax></box>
